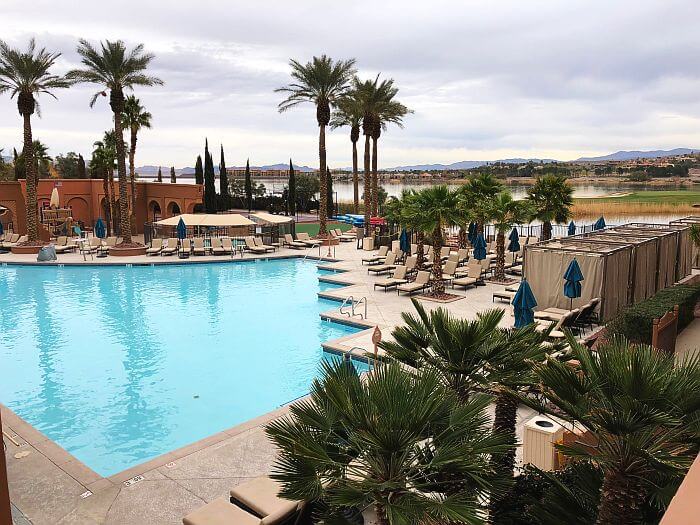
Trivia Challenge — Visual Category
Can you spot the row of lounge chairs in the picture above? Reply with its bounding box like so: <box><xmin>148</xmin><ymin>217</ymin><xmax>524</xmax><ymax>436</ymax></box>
<box><xmin>183</xmin><ymin>476</ymin><xmax>303</xmax><ymax>525</ymax></box>
<box><xmin>0</xmin><ymin>234</ymin><xmax>28</xmax><ymax>249</ymax></box>
<box><xmin>282</xmin><ymin>232</ymin><xmax>322</xmax><ymax>249</ymax></box>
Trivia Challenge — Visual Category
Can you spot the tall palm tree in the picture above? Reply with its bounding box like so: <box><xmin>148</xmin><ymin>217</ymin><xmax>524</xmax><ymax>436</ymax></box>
<box><xmin>102</xmin><ymin>130</ymin><xmax>127</xmax><ymax>233</ymax></box>
<box><xmin>523</xmin><ymin>336</ymin><xmax>700</xmax><ymax>525</ymax></box>
<box><xmin>381</xmin><ymin>300</ymin><xmax>555</xmax><ymax>522</ymax></box>
<box><xmin>369</xmin><ymin>83</ymin><xmax>411</xmax><ymax>216</ymax></box>
<box><xmin>266</xmin><ymin>359</ymin><xmax>514</xmax><ymax>525</ymax></box>
<box><xmin>276</xmin><ymin>55</ymin><xmax>356</xmax><ymax>237</ymax></box>
<box><xmin>486</xmin><ymin>192</ymin><xmax>532</xmax><ymax>282</ymax></box>
<box><xmin>527</xmin><ymin>175</ymin><xmax>573</xmax><ymax>240</ymax></box>
<box><xmin>461</xmin><ymin>173</ymin><xmax>504</xmax><ymax>236</ymax></box>
<box><xmin>330</xmin><ymin>91</ymin><xmax>363</xmax><ymax>213</ymax></box>
<box><xmin>408</xmin><ymin>186</ymin><xmax>461</xmax><ymax>294</ymax></box>
<box><xmin>0</xmin><ymin>39</ymin><xmax>71</xmax><ymax>242</ymax></box>
<box><xmin>121</xmin><ymin>95</ymin><xmax>152</xmax><ymax>224</ymax></box>
<box><xmin>68</xmin><ymin>39</ymin><xmax>163</xmax><ymax>245</ymax></box>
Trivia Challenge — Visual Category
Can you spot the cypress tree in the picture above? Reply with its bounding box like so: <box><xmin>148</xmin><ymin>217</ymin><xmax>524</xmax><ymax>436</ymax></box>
<box><xmin>156</xmin><ymin>166</ymin><xmax>162</xmax><ymax>182</ymax></box>
<box><xmin>326</xmin><ymin>167</ymin><xmax>334</xmax><ymax>218</ymax></box>
<box><xmin>13</xmin><ymin>148</ymin><xmax>21</xmax><ymax>181</ymax></box>
<box><xmin>244</xmin><ymin>159</ymin><xmax>252</xmax><ymax>212</ymax></box>
<box><xmin>194</xmin><ymin>155</ymin><xmax>204</xmax><ymax>185</ymax></box>
<box><xmin>219</xmin><ymin>145</ymin><xmax>229</xmax><ymax>202</ymax></box>
<box><xmin>78</xmin><ymin>154</ymin><xmax>87</xmax><ymax>179</ymax></box>
<box><xmin>170</xmin><ymin>166</ymin><xmax>176</xmax><ymax>183</ymax></box>
<box><xmin>204</xmin><ymin>140</ymin><xmax>217</xmax><ymax>213</ymax></box>
<box><xmin>288</xmin><ymin>158</ymin><xmax>296</xmax><ymax>216</ymax></box>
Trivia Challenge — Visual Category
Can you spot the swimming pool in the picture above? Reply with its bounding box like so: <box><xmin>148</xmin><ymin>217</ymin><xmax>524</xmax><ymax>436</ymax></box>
<box><xmin>0</xmin><ymin>259</ymin><xmax>363</xmax><ymax>476</ymax></box>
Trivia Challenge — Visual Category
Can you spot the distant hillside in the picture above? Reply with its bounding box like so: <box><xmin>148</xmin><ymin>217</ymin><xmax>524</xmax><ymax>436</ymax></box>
<box><xmin>385</xmin><ymin>158</ymin><xmax>557</xmax><ymax>171</ymax></box>
<box><xmin>135</xmin><ymin>163</ymin><xmax>315</xmax><ymax>176</ymax></box>
<box><xmin>576</xmin><ymin>148</ymin><xmax>698</xmax><ymax>162</ymax></box>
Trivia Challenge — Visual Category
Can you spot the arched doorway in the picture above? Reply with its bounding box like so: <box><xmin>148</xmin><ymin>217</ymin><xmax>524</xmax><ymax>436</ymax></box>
<box><xmin>167</xmin><ymin>201</ymin><xmax>181</xmax><ymax>217</ymax></box>
<box><xmin>148</xmin><ymin>200</ymin><xmax>162</xmax><ymax>223</ymax></box>
<box><xmin>66</xmin><ymin>197</ymin><xmax>89</xmax><ymax>225</ymax></box>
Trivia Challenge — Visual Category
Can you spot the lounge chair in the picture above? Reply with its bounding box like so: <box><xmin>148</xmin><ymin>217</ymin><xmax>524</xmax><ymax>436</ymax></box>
<box><xmin>535</xmin><ymin>309</ymin><xmax>580</xmax><ymax>339</ymax></box>
<box><xmin>283</xmin><ymin>234</ymin><xmax>306</xmax><ymax>250</ymax></box>
<box><xmin>440</xmin><ymin>246</ymin><xmax>451</xmax><ymax>260</ymax></box>
<box><xmin>456</xmin><ymin>248</ymin><xmax>469</xmax><ymax>265</ymax></box>
<box><xmin>54</xmin><ymin>236</ymin><xmax>77</xmax><ymax>254</ymax></box>
<box><xmin>221</xmin><ymin>237</ymin><xmax>235</xmax><ymax>256</ymax></box>
<box><xmin>397</xmin><ymin>270</ymin><xmax>431</xmax><ymax>296</ymax></box>
<box><xmin>192</xmin><ymin>237</ymin><xmax>207</xmax><ymax>256</ymax></box>
<box><xmin>492</xmin><ymin>290</ymin><xmax>515</xmax><ymax>303</ymax></box>
<box><xmin>404</xmin><ymin>255</ymin><xmax>418</xmax><ymax>274</ymax></box>
<box><xmin>362</xmin><ymin>245</ymin><xmax>389</xmax><ymax>265</ymax></box>
<box><xmin>452</xmin><ymin>261</ymin><xmax>482</xmax><ymax>290</ymax></box>
<box><xmin>254</xmin><ymin>237</ymin><xmax>275</xmax><ymax>252</ymax></box>
<box><xmin>367</xmin><ymin>252</ymin><xmax>397</xmax><ymax>275</ymax></box>
<box><xmin>161</xmin><ymin>238</ymin><xmax>179</xmax><ymax>256</ymax></box>
<box><xmin>296</xmin><ymin>232</ymin><xmax>322</xmax><ymax>247</ymax></box>
<box><xmin>0</xmin><ymin>233</ymin><xmax>19</xmax><ymax>248</ymax></box>
<box><xmin>374</xmin><ymin>265</ymin><xmax>408</xmax><ymax>291</ymax></box>
<box><xmin>245</xmin><ymin>236</ymin><xmax>268</xmax><ymax>254</ymax></box>
<box><xmin>183</xmin><ymin>476</ymin><xmax>304</xmax><ymax>525</ymax></box>
<box><xmin>81</xmin><ymin>236</ymin><xmax>101</xmax><ymax>254</ymax></box>
<box><xmin>210</xmin><ymin>237</ymin><xmax>226</xmax><ymax>255</ymax></box>
<box><xmin>180</xmin><ymin>238</ymin><xmax>192</xmax><ymax>256</ymax></box>
<box><xmin>333</xmin><ymin>228</ymin><xmax>354</xmax><ymax>242</ymax></box>
<box><xmin>146</xmin><ymin>238</ymin><xmax>163</xmax><ymax>256</ymax></box>
<box><xmin>441</xmin><ymin>260</ymin><xmax>466</xmax><ymax>283</ymax></box>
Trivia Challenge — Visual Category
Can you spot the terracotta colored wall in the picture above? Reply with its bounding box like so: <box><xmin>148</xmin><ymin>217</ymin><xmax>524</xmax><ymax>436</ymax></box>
<box><xmin>661</xmin><ymin>454</ymin><xmax>700</xmax><ymax>524</ymax></box>
<box><xmin>0</xmin><ymin>179</ymin><xmax>203</xmax><ymax>235</ymax></box>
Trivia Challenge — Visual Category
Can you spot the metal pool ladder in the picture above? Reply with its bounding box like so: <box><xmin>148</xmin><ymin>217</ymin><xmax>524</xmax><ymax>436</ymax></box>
<box><xmin>339</xmin><ymin>296</ymin><xmax>367</xmax><ymax>320</ymax></box>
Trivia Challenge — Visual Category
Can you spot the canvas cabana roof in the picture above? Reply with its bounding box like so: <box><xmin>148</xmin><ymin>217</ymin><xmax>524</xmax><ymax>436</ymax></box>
<box><xmin>249</xmin><ymin>212</ymin><xmax>294</xmax><ymax>225</ymax></box>
<box><xmin>155</xmin><ymin>213</ymin><xmax>255</xmax><ymax>227</ymax></box>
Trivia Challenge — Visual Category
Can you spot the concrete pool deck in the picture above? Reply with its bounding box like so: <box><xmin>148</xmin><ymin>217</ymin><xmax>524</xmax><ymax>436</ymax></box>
<box><xmin>1</xmin><ymin>240</ymin><xmax>530</xmax><ymax>524</ymax></box>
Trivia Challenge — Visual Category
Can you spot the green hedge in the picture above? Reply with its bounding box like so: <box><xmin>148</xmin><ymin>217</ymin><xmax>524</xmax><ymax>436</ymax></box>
<box><xmin>607</xmin><ymin>283</ymin><xmax>700</xmax><ymax>344</ymax></box>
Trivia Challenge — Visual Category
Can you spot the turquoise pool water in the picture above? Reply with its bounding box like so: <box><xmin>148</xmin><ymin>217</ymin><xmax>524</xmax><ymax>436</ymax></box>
<box><xmin>0</xmin><ymin>259</ymin><xmax>362</xmax><ymax>476</ymax></box>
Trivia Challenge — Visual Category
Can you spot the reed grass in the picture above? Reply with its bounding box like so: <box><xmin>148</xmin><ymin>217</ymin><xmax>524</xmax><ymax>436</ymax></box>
<box><xmin>571</xmin><ymin>201</ymin><xmax>697</xmax><ymax>219</ymax></box>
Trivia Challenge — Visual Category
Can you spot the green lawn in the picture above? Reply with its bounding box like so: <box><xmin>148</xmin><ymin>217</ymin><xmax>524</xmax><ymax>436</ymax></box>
<box><xmin>577</xmin><ymin>190</ymin><xmax>700</xmax><ymax>204</ymax></box>
<box><xmin>295</xmin><ymin>221</ymin><xmax>353</xmax><ymax>236</ymax></box>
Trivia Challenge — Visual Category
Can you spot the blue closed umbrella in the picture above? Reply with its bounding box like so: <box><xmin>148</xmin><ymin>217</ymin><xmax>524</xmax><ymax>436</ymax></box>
<box><xmin>594</xmin><ymin>216</ymin><xmax>606</xmax><ymax>230</ymax></box>
<box><xmin>563</xmin><ymin>258</ymin><xmax>584</xmax><ymax>309</ymax></box>
<box><xmin>399</xmin><ymin>228</ymin><xmax>410</xmax><ymax>255</ymax></box>
<box><xmin>568</xmin><ymin>220</ymin><xmax>576</xmax><ymax>236</ymax></box>
<box><xmin>473</xmin><ymin>233</ymin><xmax>487</xmax><ymax>260</ymax></box>
<box><xmin>467</xmin><ymin>222</ymin><xmax>477</xmax><ymax>244</ymax></box>
<box><xmin>176</xmin><ymin>217</ymin><xmax>187</xmax><ymax>240</ymax></box>
<box><xmin>507</xmin><ymin>228</ymin><xmax>520</xmax><ymax>252</ymax></box>
<box><xmin>94</xmin><ymin>218</ymin><xmax>106</xmax><ymax>239</ymax></box>
<box><xmin>512</xmin><ymin>280</ymin><xmax>537</xmax><ymax>328</ymax></box>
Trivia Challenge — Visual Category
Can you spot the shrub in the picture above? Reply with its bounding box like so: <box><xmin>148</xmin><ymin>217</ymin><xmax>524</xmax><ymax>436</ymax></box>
<box><xmin>607</xmin><ymin>283</ymin><xmax>700</xmax><ymax>344</ymax></box>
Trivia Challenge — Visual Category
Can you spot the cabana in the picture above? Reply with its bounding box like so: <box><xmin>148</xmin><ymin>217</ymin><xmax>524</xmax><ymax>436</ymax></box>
<box><xmin>523</xmin><ymin>222</ymin><xmax>693</xmax><ymax>322</ymax></box>
<box><xmin>670</xmin><ymin>216</ymin><xmax>700</xmax><ymax>268</ymax></box>
<box><xmin>152</xmin><ymin>213</ymin><xmax>255</xmax><ymax>240</ymax></box>
<box><xmin>249</xmin><ymin>212</ymin><xmax>295</xmax><ymax>245</ymax></box>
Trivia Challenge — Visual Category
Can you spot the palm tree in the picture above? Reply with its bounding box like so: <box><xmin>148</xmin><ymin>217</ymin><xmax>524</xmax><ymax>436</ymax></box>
<box><xmin>90</xmin><ymin>139</ymin><xmax>115</xmax><ymax>235</ymax></box>
<box><xmin>461</xmin><ymin>173</ymin><xmax>504</xmax><ymax>236</ymax></box>
<box><xmin>527</xmin><ymin>175</ymin><xmax>573</xmax><ymax>240</ymax></box>
<box><xmin>0</xmin><ymin>39</ymin><xmax>71</xmax><ymax>242</ymax></box>
<box><xmin>276</xmin><ymin>55</ymin><xmax>356</xmax><ymax>237</ymax></box>
<box><xmin>68</xmin><ymin>39</ymin><xmax>163</xmax><ymax>245</ymax></box>
<box><xmin>266</xmin><ymin>359</ymin><xmax>514</xmax><ymax>525</ymax></box>
<box><xmin>15</xmin><ymin>140</ymin><xmax>52</xmax><ymax>179</ymax></box>
<box><xmin>121</xmin><ymin>95</ymin><xmax>152</xmax><ymax>224</ymax></box>
<box><xmin>330</xmin><ymin>91</ymin><xmax>363</xmax><ymax>213</ymax></box>
<box><xmin>381</xmin><ymin>300</ymin><xmax>556</xmax><ymax>522</ymax></box>
<box><xmin>103</xmin><ymin>130</ymin><xmax>127</xmax><ymax>233</ymax></box>
<box><xmin>369</xmin><ymin>81</ymin><xmax>411</xmax><ymax>216</ymax></box>
<box><xmin>523</xmin><ymin>336</ymin><xmax>700</xmax><ymax>525</ymax></box>
<box><xmin>408</xmin><ymin>186</ymin><xmax>461</xmax><ymax>294</ymax></box>
<box><xmin>487</xmin><ymin>193</ymin><xmax>532</xmax><ymax>282</ymax></box>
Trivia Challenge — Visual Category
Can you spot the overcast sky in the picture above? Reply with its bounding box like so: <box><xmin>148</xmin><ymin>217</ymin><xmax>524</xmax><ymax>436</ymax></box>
<box><xmin>1</xmin><ymin>0</ymin><xmax>699</xmax><ymax>169</ymax></box>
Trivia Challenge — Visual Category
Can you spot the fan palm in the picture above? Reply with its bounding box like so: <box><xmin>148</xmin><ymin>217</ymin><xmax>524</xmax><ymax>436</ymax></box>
<box><xmin>522</xmin><ymin>336</ymin><xmax>700</xmax><ymax>525</ymax></box>
<box><xmin>527</xmin><ymin>175</ymin><xmax>573</xmax><ymax>240</ymax></box>
<box><xmin>330</xmin><ymin>91</ymin><xmax>363</xmax><ymax>213</ymax></box>
<box><xmin>121</xmin><ymin>95</ymin><xmax>152</xmax><ymax>222</ymax></box>
<box><xmin>266</xmin><ymin>359</ymin><xmax>514</xmax><ymax>525</ymax></box>
<box><xmin>407</xmin><ymin>186</ymin><xmax>461</xmax><ymax>294</ymax></box>
<box><xmin>486</xmin><ymin>193</ymin><xmax>532</xmax><ymax>282</ymax></box>
<box><xmin>0</xmin><ymin>39</ymin><xmax>71</xmax><ymax>242</ymax></box>
<box><xmin>15</xmin><ymin>140</ymin><xmax>52</xmax><ymax>179</ymax></box>
<box><xmin>68</xmin><ymin>39</ymin><xmax>163</xmax><ymax>244</ymax></box>
<box><xmin>276</xmin><ymin>55</ymin><xmax>356</xmax><ymax>237</ymax></box>
<box><xmin>460</xmin><ymin>173</ymin><xmax>504</xmax><ymax>236</ymax></box>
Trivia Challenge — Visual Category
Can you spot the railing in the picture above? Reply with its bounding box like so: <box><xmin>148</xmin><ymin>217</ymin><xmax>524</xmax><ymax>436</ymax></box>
<box><xmin>339</xmin><ymin>296</ymin><xmax>368</xmax><ymax>320</ymax></box>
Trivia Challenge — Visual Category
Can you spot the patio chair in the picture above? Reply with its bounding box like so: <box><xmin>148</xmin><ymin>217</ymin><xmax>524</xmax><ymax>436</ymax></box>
<box><xmin>146</xmin><ymin>238</ymin><xmax>163</xmax><ymax>256</ymax></box>
<box><xmin>180</xmin><ymin>238</ymin><xmax>192</xmax><ymax>256</ymax></box>
<box><xmin>374</xmin><ymin>265</ymin><xmax>408</xmax><ymax>291</ymax></box>
<box><xmin>161</xmin><ymin>238</ymin><xmax>179</xmax><ymax>256</ymax></box>
<box><xmin>221</xmin><ymin>237</ymin><xmax>235</xmax><ymax>255</ymax></box>
<box><xmin>397</xmin><ymin>270</ymin><xmax>431</xmax><ymax>296</ymax></box>
<box><xmin>441</xmin><ymin>260</ymin><xmax>465</xmax><ymax>283</ymax></box>
<box><xmin>452</xmin><ymin>261</ymin><xmax>483</xmax><ymax>290</ymax></box>
<box><xmin>283</xmin><ymin>234</ymin><xmax>306</xmax><ymax>250</ymax></box>
<box><xmin>404</xmin><ymin>255</ymin><xmax>418</xmax><ymax>274</ymax></box>
<box><xmin>492</xmin><ymin>290</ymin><xmax>515</xmax><ymax>303</ymax></box>
<box><xmin>245</xmin><ymin>236</ymin><xmax>267</xmax><ymax>254</ymax></box>
<box><xmin>362</xmin><ymin>245</ymin><xmax>389</xmax><ymax>265</ymax></box>
<box><xmin>296</xmin><ymin>232</ymin><xmax>322</xmax><ymax>247</ymax></box>
<box><xmin>334</xmin><ymin>228</ymin><xmax>354</xmax><ymax>242</ymax></box>
<box><xmin>254</xmin><ymin>237</ymin><xmax>276</xmax><ymax>252</ymax></box>
<box><xmin>192</xmin><ymin>237</ymin><xmax>207</xmax><ymax>256</ymax></box>
<box><xmin>210</xmin><ymin>237</ymin><xmax>227</xmax><ymax>255</ymax></box>
<box><xmin>367</xmin><ymin>251</ymin><xmax>397</xmax><ymax>275</ymax></box>
<box><xmin>54</xmin><ymin>236</ymin><xmax>77</xmax><ymax>254</ymax></box>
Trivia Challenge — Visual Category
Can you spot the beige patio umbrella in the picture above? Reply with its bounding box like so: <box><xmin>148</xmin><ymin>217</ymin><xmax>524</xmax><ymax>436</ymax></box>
<box><xmin>49</xmin><ymin>187</ymin><xmax>60</xmax><ymax>209</ymax></box>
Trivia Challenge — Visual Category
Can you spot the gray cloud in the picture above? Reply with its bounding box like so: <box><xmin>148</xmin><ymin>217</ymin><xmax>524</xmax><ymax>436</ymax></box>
<box><xmin>1</xmin><ymin>0</ymin><xmax>699</xmax><ymax>167</ymax></box>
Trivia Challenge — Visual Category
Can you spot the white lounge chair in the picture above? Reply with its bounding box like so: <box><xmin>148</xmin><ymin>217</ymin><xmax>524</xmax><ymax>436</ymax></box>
<box><xmin>397</xmin><ymin>271</ymin><xmax>431</xmax><ymax>296</ymax></box>
<box><xmin>374</xmin><ymin>265</ymin><xmax>408</xmax><ymax>291</ymax></box>
<box><xmin>146</xmin><ymin>238</ymin><xmax>163</xmax><ymax>256</ymax></box>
